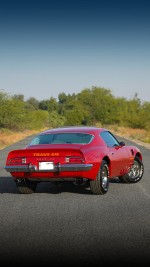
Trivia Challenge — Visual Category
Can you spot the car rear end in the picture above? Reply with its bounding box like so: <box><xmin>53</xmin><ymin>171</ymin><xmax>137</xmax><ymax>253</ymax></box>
<box><xmin>5</xmin><ymin>145</ymin><xmax>97</xmax><ymax>181</ymax></box>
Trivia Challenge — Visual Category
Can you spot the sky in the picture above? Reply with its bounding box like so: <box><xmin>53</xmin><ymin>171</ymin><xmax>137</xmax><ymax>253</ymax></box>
<box><xmin>0</xmin><ymin>0</ymin><xmax>150</xmax><ymax>102</ymax></box>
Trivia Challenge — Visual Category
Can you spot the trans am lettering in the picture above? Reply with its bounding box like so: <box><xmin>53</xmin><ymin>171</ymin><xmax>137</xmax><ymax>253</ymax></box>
<box><xmin>33</xmin><ymin>153</ymin><xmax>59</xmax><ymax>156</ymax></box>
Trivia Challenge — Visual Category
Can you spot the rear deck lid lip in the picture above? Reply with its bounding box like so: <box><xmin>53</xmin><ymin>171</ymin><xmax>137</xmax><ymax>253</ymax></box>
<box><xmin>25</xmin><ymin>143</ymin><xmax>87</xmax><ymax>150</ymax></box>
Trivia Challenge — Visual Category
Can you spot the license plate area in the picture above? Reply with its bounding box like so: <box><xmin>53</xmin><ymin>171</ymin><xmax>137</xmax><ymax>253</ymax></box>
<box><xmin>39</xmin><ymin>162</ymin><xmax>54</xmax><ymax>170</ymax></box>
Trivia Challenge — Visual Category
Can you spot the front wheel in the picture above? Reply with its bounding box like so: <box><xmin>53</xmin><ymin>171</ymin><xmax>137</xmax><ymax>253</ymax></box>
<box><xmin>119</xmin><ymin>156</ymin><xmax>144</xmax><ymax>183</ymax></box>
<box><xmin>15</xmin><ymin>179</ymin><xmax>37</xmax><ymax>194</ymax></box>
<box><xmin>90</xmin><ymin>160</ymin><xmax>109</xmax><ymax>195</ymax></box>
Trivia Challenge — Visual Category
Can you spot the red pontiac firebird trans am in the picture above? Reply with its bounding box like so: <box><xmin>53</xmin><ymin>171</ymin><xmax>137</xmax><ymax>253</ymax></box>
<box><xmin>4</xmin><ymin>126</ymin><xmax>144</xmax><ymax>195</ymax></box>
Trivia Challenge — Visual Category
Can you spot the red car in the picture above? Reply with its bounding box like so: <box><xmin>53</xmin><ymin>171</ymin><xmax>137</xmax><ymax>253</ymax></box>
<box><xmin>4</xmin><ymin>126</ymin><xmax>144</xmax><ymax>195</ymax></box>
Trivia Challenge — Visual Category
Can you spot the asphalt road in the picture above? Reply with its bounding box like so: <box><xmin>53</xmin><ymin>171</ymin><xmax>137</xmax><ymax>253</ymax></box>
<box><xmin>0</xmin><ymin>134</ymin><xmax>150</xmax><ymax>265</ymax></box>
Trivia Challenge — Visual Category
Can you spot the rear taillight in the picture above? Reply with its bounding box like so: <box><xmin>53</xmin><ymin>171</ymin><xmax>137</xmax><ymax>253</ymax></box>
<box><xmin>65</xmin><ymin>157</ymin><xmax>84</xmax><ymax>164</ymax></box>
<box><xmin>8</xmin><ymin>157</ymin><xmax>26</xmax><ymax>164</ymax></box>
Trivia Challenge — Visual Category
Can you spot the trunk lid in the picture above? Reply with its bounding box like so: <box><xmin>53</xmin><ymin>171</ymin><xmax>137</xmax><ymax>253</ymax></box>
<box><xmin>6</xmin><ymin>145</ymin><xmax>86</xmax><ymax>166</ymax></box>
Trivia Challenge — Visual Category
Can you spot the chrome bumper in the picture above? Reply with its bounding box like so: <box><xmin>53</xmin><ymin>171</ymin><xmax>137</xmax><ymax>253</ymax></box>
<box><xmin>5</xmin><ymin>163</ymin><xmax>93</xmax><ymax>173</ymax></box>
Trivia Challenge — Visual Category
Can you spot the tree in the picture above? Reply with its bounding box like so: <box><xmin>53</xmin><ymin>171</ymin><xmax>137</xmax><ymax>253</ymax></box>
<box><xmin>77</xmin><ymin>87</ymin><xmax>115</xmax><ymax>124</ymax></box>
<box><xmin>0</xmin><ymin>98</ymin><xmax>27</xmax><ymax>130</ymax></box>
<box><xmin>12</xmin><ymin>94</ymin><xmax>24</xmax><ymax>101</ymax></box>
<box><xmin>26</xmin><ymin>97</ymin><xmax>39</xmax><ymax>110</ymax></box>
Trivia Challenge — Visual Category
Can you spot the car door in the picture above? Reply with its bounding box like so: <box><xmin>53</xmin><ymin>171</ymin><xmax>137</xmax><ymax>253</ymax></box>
<box><xmin>100</xmin><ymin>131</ymin><xmax>130</xmax><ymax>177</ymax></box>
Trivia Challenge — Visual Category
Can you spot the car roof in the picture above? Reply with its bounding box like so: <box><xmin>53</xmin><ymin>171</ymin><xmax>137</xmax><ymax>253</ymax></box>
<box><xmin>40</xmin><ymin>126</ymin><xmax>107</xmax><ymax>135</ymax></box>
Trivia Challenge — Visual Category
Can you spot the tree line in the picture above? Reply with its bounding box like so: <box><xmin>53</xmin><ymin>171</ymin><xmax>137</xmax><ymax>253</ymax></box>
<box><xmin>0</xmin><ymin>86</ymin><xmax>150</xmax><ymax>131</ymax></box>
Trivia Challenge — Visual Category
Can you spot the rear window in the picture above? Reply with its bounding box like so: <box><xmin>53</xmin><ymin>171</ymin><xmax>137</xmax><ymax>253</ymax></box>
<box><xmin>30</xmin><ymin>133</ymin><xmax>94</xmax><ymax>145</ymax></box>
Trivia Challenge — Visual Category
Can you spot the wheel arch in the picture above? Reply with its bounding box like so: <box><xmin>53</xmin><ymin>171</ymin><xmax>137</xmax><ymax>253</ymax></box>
<box><xmin>135</xmin><ymin>152</ymin><xmax>142</xmax><ymax>161</ymax></box>
<box><xmin>102</xmin><ymin>156</ymin><xmax>110</xmax><ymax>166</ymax></box>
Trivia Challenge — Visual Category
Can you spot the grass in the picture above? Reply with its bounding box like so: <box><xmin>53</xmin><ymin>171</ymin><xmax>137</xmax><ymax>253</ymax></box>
<box><xmin>108</xmin><ymin>125</ymin><xmax>150</xmax><ymax>148</ymax></box>
<box><xmin>0</xmin><ymin>128</ymin><xmax>47</xmax><ymax>150</ymax></box>
<box><xmin>0</xmin><ymin>125</ymin><xmax>150</xmax><ymax>150</ymax></box>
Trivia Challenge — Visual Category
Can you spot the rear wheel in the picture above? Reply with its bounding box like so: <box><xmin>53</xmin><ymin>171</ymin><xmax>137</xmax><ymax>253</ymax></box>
<box><xmin>15</xmin><ymin>179</ymin><xmax>37</xmax><ymax>194</ymax></box>
<box><xmin>119</xmin><ymin>156</ymin><xmax>144</xmax><ymax>183</ymax></box>
<box><xmin>90</xmin><ymin>160</ymin><xmax>109</xmax><ymax>195</ymax></box>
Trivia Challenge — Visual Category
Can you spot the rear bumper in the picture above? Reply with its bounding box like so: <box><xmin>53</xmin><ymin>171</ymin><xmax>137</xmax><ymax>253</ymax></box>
<box><xmin>5</xmin><ymin>163</ymin><xmax>93</xmax><ymax>173</ymax></box>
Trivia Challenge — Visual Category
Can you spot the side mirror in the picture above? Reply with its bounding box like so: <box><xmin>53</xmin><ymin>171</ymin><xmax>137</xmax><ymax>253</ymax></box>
<box><xmin>119</xmin><ymin>141</ymin><xmax>125</xmax><ymax>147</ymax></box>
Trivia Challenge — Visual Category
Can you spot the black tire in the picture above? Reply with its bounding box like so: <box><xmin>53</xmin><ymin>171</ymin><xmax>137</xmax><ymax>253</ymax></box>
<box><xmin>15</xmin><ymin>179</ymin><xmax>37</xmax><ymax>194</ymax></box>
<box><xmin>90</xmin><ymin>160</ymin><xmax>109</xmax><ymax>195</ymax></box>
<box><xmin>119</xmin><ymin>156</ymin><xmax>144</xmax><ymax>183</ymax></box>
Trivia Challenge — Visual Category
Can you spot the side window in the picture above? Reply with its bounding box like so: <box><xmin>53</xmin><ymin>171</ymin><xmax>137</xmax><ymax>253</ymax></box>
<box><xmin>100</xmin><ymin>131</ymin><xmax>119</xmax><ymax>147</ymax></box>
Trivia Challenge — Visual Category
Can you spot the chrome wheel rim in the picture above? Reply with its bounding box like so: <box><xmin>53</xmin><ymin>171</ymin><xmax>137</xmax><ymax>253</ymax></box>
<box><xmin>128</xmin><ymin>160</ymin><xmax>141</xmax><ymax>179</ymax></box>
<box><xmin>101</xmin><ymin>166</ymin><xmax>108</xmax><ymax>190</ymax></box>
